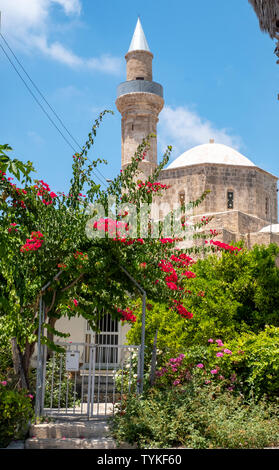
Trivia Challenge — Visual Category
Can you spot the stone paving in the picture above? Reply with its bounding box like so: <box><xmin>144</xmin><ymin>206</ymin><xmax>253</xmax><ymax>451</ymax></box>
<box><xmin>23</xmin><ymin>406</ymin><xmax>136</xmax><ymax>449</ymax></box>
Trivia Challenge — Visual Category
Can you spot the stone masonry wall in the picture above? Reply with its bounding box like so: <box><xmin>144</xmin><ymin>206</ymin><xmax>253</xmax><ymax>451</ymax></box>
<box><xmin>116</xmin><ymin>92</ymin><xmax>164</xmax><ymax>174</ymax></box>
<box><xmin>125</xmin><ymin>50</ymin><xmax>153</xmax><ymax>81</ymax></box>
<box><xmin>158</xmin><ymin>163</ymin><xmax>278</xmax><ymax>226</ymax></box>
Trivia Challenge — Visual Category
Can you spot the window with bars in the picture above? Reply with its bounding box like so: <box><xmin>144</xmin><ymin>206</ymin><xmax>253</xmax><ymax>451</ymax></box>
<box><xmin>227</xmin><ymin>191</ymin><xmax>234</xmax><ymax>209</ymax></box>
<box><xmin>85</xmin><ymin>313</ymin><xmax>119</xmax><ymax>366</ymax></box>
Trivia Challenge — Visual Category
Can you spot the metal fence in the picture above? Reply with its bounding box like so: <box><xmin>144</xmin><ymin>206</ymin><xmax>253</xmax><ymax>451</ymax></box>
<box><xmin>36</xmin><ymin>342</ymin><xmax>140</xmax><ymax>419</ymax></box>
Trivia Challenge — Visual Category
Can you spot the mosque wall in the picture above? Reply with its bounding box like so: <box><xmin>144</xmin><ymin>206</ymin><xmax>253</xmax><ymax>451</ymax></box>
<box><xmin>159</xmin><ymin>164</ymin><xmax>278</xmax><ymax>228</ymax></box>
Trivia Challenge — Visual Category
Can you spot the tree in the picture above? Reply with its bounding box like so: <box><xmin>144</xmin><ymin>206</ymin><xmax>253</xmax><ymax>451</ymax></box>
<box><xmin>0</xmin><ymin>112</ymin><xmax>215</xmax><ymax>390</ymax></box>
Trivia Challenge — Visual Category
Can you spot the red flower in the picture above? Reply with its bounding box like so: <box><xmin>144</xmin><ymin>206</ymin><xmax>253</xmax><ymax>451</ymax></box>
<box><xmin>166</xmin><ymin>282</ymin><xmax>178</xmax><ymax>290</ymax></box>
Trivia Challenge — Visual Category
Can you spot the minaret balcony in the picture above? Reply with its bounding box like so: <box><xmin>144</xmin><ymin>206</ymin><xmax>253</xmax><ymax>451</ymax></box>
<box><xmin>117</xmin><ymin>80</ymin><xmax>163</xmax><ymax>99</ymax></box>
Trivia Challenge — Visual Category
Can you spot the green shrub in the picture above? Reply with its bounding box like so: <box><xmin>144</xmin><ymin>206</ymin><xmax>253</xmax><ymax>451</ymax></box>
<box><xmin>127</xmin><ymin>244</ymin><xmax>279</xmax><ymax>353</ymax></box>
<box><xmin>111</xmin><ymin>382</ymin><xmax>279</xmax><ymax>449</ymax></box>
<box><xmin>0</xmin><ymin>383</ymin><xmax>34</xmax><ymax>448</ymax></box>
<box><xmin>153</xmin><ymin>326</ymin><xmax>279</xmax><ymax>400</ymax></box>
<box><xmin>220</xmin><ymin>326</ymin><xmax>279</xmax><ymax>399</ymax></box>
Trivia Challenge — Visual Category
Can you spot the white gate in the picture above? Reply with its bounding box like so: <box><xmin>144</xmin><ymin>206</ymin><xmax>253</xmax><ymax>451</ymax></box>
<box><xmin>39</xmin><ymin>341</ymin><xmax>140</xmax><ymax>419</ymax></box>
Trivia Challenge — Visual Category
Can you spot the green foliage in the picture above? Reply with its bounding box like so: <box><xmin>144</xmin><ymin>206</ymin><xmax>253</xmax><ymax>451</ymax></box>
<box><xmin>114</xmin><ymin>349</ymin><xmax>151</xmax><ymax>394</ymax></box>
<box><xmin>0</xmin><ymin>338</ymin><xmax>13</xmax><ymax>379</ymax></box>
<box><xmin>150</xmin><ymin>326</ymin><xmax>279</xmax><ymax>400</ymax></box>
<box><xmin>127</xmin><ymin>244</ymin><xmax>279</xmax><ymax>353</ymax></box>
<box><xmin>111</xmin><ymin>382</ymin><xmax>279</xmax><ymax>449</ymax></box>
<box><xmin>0</xmin><ymin>144</ymin><xmax>34</xmax><ymax>183</ymax></box>
<box><xmin>0</xmin><ymin>384</ymin><xmax>34</xmax><ymax>447</ymax></box>
<box><xmin>215</xmin><ymin>326</ymin><xmax>279</xmax><ymax>399</ymax></box>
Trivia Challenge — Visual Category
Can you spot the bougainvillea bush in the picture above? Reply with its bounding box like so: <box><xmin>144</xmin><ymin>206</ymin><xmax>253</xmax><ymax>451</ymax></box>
<box><xmin>1</xmin><ymin>114</ymin><xmax>232</xmax><ymax>390</ymax></box>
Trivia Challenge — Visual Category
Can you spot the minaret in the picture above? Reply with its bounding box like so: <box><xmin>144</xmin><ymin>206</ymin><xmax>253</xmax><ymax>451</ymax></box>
<box><xmin>116</xmin><ymin>18</ymin><xmax>164</xmax><ymax>177</ymax></box>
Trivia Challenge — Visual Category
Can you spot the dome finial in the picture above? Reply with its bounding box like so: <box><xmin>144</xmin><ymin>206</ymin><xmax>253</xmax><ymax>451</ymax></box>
<box><xmin>128</xmin><ymin>17</ymin><xmax>150</xmax><ymax>52</ymax></box>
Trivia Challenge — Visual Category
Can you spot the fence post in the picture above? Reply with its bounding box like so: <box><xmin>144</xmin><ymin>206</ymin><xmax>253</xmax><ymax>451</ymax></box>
<box><xmin>139</xmin><ymin>292</ymin><xmax>146</xmax><ymax>394</ymax></box>
<box><xmin>149</xmin><ymin>329</ymin><xmax>158</xmax><ymax>386</ymax></box>
<box><xmin>35</xmin><ymin>295</ymin><xmax>43</xmax><ymax>419</ymax></box>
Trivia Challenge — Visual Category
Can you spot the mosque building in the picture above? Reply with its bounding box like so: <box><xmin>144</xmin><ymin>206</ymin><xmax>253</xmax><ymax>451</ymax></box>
<box><xmin>116</xmin><ymin>18</ymin><xmax>279</xmax><ymax>248</ymax></box>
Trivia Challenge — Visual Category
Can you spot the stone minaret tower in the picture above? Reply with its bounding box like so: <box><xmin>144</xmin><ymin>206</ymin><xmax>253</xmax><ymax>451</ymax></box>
<box><xmin>116</xmin><ymin>18</ymin><xmax>164</xmax><ymax>177</ymax></box>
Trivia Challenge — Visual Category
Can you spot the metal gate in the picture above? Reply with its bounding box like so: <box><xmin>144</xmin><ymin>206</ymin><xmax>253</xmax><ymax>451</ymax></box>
<box><xmin>36</xmin><ymin>341</ymin><xmax>140</xmax><ymax>419</ymax></box>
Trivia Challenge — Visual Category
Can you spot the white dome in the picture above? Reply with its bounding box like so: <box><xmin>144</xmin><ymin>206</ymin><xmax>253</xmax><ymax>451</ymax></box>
<box><xmin>167</xmin><ymin>142</ymin><xmax>255</xmax><ymax>169</ymax></box>
<box><xmin>259</xmin><ymin>224</ymin><xmax>279</xmax><ymax>233</ymax></box>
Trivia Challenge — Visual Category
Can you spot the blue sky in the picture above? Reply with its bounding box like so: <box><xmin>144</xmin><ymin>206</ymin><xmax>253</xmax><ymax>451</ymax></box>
<box><xmin>0</xmin><ymin>0</ymin><xmax>278</xmax><ymax>195</ymax></box>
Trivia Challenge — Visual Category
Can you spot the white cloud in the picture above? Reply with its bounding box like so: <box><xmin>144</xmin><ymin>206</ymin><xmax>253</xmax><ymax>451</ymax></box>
<box><xmin>53</xmin><ymin>0</ymin><xmax>81</xmax><ymax>15</ymax></box>
<box><xmin>87</xmin><ymin>55</ymin><xmax>122</xmax><ymax>75</ymax></box>
<box><xmin>158</xmin><ymin>105</ymin><xmax>243</xmax><ymax>160</ymax></box>
<box><xmin>27</xmin><ymin>130</ymin><xmax>45</xmax><ymax>145</ymax></box>
<box><xmin>0</xmin><ymin>0</ymin><xmax>122</xmax><ymax>75</ymax></box>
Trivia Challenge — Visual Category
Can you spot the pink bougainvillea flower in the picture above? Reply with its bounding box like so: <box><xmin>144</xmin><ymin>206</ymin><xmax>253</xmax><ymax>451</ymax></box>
<box><xmin>224</xmin><ymin>349</ymin><xmax>232</xmax><ymax>355</ymax></box>
<box><xmin>166</xmin><ymin>282</ymin><xmax>178</xmax><ymax>290</ymax></box>
<box><xmin>73</xmin><ymin>299</ymin><xmax>78</xmax><ymax>307</ymax></box>
<box><xmin>0</xmin><ymin>381</ymin><xmax>7</xmax><ymax>386</ymax></box>
<box><xmin>216</xmin><ymin>352</ymin><xmax>224</xmax><ymax>357</ymax></box>
<box><xmin>196</xmin><ymin>363</ymin><xmax>204</xmax><ymax>369</ymax></box>
<box><xmin>210</xmin><ymin>369</ymin><xmax>218</xmax><ymax>375</ymax></box>
<box><xmin>117</xmin><ymin>307</ymin><xmax>137</xmax><ymax>323</ymax></box>
<box><xmin>208</xmin><ymin>338</ymin><xmax>214</xmax><ymax>343</ymax></box>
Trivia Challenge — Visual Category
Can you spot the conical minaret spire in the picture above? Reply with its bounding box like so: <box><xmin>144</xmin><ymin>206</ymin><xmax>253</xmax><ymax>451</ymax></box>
<box><xmin>115</xmin><ymin>19</ymin><xmax>164</xmax><ymax>177</ymax></box>
<box><xmin>128</xmin><ymin>17</ymin><xmax>150</xmax><ymax>52</ymax></box>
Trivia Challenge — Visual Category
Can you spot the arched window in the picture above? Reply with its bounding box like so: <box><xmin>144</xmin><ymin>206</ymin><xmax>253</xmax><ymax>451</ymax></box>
<box><xmin>179</xmin><ymin>191</ymin><xmax>185</xmax><ymax>207</ymax></box>
<box><xmin>227</xmin><ymin>191</ymin><xmax>234</xmax><ymax>209</ymax></box>
<box><xmin>265</xmin><ymin>196</ymin><xmax>269</xmax><ymax>219</ymax></box>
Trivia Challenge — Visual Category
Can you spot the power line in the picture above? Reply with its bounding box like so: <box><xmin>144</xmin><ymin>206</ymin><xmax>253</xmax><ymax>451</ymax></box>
<box><xmin>0</xmin><ymin>42</ymin><xmax>77</xmax><ymax>153</ymax></box>
<box><xmin>0</xmin><ymin>33</ymin><xmax>110</xmax><ymax>187</ymax></box>
<box><xmin>0</xmin><ymin>32</ymin><xmax>82</xmax><ymax>152</ymax></box>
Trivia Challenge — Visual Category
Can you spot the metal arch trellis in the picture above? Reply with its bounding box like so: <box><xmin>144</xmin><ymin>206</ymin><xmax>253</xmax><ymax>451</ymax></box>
<box><xmin>35</xmin><ymin>266</ymin><xmax>147</xmax><ymax>419</ymax></box>
<box><xmin>119</xmin><ymin>265</ymin><xmax>146</xmax><ymax>395</ymax></box>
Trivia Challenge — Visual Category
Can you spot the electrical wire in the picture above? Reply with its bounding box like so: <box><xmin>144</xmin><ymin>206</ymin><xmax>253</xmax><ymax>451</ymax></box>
<box><xmin>0</xmin><ymin>33</ymin><xmax>110</xmax><ymax>187</ymax></box>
